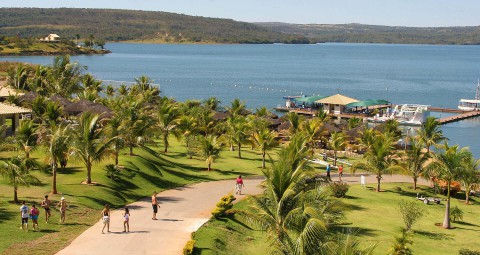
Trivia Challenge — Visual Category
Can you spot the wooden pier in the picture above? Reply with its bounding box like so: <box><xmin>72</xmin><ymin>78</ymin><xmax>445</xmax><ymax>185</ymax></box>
<box><xmin>438</xmin><ymin>111</ymin><xmax>480</xmax><ymax>124</ymax></box>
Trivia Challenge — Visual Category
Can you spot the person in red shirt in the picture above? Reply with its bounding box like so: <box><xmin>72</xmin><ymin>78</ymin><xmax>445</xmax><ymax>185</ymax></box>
<box><xmin>235</xmin><ymin>176</ymin><xmax>244</xmax><ymax>195</ymax></box>
<box><xmin>338</xmin><ymin>165</ymin><xmax>344</xmax><ymax>182</ymax></box>
<box><xmin>30</xmin><ymin>204</ymin><xmax>40</xmax><ymax>231</ymax></box>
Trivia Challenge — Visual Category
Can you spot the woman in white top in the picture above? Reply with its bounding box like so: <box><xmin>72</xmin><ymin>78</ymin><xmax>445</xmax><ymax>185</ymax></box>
<box><xmin>123</xmin><ymin>207</ymin><xmax>130</xmax><ymax>232</ymax></box>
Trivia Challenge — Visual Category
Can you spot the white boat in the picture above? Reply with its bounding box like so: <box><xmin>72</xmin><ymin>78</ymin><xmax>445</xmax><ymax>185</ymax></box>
<box><xmin>458</xmin><ymin>80</ymin><xmax>480</xmax><ymax>111</ymax></box>
<box><xmin>369</xmin><ymin>104</ymin><xmax>430</xmax><ymax>125</ymax></box>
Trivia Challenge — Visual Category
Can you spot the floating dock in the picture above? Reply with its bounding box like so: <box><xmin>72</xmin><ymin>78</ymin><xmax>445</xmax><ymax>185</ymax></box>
<box><xmin>438</xmin><ymin>111</ymin><xmax>480</xmax><ymax>124</ymax></box>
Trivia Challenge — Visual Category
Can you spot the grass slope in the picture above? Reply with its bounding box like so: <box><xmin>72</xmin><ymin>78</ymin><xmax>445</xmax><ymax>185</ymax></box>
<box><xmin>0</xmin><ymin>139</ymin><xmax>272</xmax><ymax>254</ymax></box>
<box><xmin>193</xmin><ymin>182</ymin><xmax>480</xmax><ymax>254</ymax></box>
<box><xmin>0</xmin><ymin>42</ymin><xmax>109</xmax><ymax>56</ymax></box>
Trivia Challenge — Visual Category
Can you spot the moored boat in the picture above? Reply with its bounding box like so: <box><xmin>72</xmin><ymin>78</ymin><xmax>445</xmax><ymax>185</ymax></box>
<box><xmin>458</xmin><ymin>80</ymin><xmax>480</xmax><ymax>111</ymax></box>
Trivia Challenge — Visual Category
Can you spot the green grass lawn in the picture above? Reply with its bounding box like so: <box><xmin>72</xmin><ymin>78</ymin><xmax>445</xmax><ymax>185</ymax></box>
<box><xmin>193</xmin><ymin>182</ymin><xmax>480</xmax><ymax>255</ymax></box>
<box><xmin>0</xmin><ymin>139</ymin><xmax>272</xmax><ymax>254</ymax></box>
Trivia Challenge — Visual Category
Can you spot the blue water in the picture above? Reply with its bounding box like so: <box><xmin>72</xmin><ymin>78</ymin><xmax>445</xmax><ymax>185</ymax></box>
<box><xmin>2</xmin><ymin>43</ymin><xmax>480</xmax><ymax>156</ymax></box>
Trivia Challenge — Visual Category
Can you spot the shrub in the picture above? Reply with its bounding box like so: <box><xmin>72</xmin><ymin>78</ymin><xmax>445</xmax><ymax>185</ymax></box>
<box><xmin>459</xmin><ymin>249</ymin><xmax>480</xmax><ymax>255</ymax></box>
<box><xmin>183</xmin><ymin>240</ymin><xmax>195</xmax><ymax>255</ymax></box>
<box><xmin>211</xmin><ymin>194</ymin><xmax>236</xmax><ymax>218</ymax></box>
<box><xmin>398</xmin><ymin>200</ymin><xmax>427</xmax><ymax>231</ymax></box>
<box><xmin>450</xmin><ymin>206</ymin><xmax>464</xmax><ymax>222</ymax></box>
<box><xmin>389</xmin><ymin>229</ymin><xmax>413</xmax><ymax>255</ymax></box>
<box><xmin>329</xmin><ymin>182</ymin><xmax>349</xmax><ymax>198</ymax></box>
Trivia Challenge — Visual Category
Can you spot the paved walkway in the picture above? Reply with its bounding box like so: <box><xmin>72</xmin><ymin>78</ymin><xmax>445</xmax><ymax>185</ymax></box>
<box><xmin>56</xmin><ymin>178</ymin><xmax>264</xmax><ymax>255</ymax></box>
<box><xmin>56</xmin><ymin>173</ymin><xmax>427</xmax><ymax>255</ymax></box>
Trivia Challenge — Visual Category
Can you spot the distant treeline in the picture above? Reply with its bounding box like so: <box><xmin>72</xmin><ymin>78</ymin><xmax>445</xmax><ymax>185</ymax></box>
<box><xmin>0</xmin><ymin>8</ymin><xmax>310</xmax><ymax>44</ymax></box>
<box><xmin>257</xmin><ymin>23</ymin><xmax>480</xmax><ymax>45</ymax></box>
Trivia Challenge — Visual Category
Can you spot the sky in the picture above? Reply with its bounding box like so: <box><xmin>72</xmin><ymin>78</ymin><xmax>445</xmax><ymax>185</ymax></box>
<box><xmin>1</xmin><ymin>0</ymin><xmax>479</xmax><ymax>27</ymax></box>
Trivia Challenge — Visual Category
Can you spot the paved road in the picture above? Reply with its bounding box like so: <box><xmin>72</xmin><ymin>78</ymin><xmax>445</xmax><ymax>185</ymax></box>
<box><xmin>56</xmin><ymin>173</ymin><xmax>427</xmax><ymax>255</ymax></box>
<box><xmin>56</xmin><ymin>178</ymin><xmax>264</xmax><ymax>255</ymax></box>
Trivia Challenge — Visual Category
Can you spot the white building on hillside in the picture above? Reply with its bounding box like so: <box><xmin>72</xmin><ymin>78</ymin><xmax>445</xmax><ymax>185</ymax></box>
<box><xmin>40</xmin><ymin>34</ymin><xmax>60</xmax><ymax>42</ymax></box>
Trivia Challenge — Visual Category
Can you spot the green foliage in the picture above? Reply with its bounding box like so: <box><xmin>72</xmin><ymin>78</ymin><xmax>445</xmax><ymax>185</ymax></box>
<box><xmin>183</xmin><ymin>240</ymin><xmax>195</xmax><ymax>255</ymax></box>
<box><xmin>329</xmin><ymin>182</ymin><xmax>350</xmax><ymax>198</ymax></box>
<box><xmin>450</xmin><ymin>206</ymin><xmax>464</xmax><ymax>222</ymax></box>
<box><xmin>0</xmin><ymin>8</ymin><xmax>310</xmax><ymax>44</ymax></box>
<box><xmin>389</xmin><ymin>229</ymin><xmax>413</xmax><ymax>255</ymax></box>
<box><xmin>104</xmin><ymin>164</ymin><xmax>121</xmax><ymax>180</ymax></box>
<box><xmin>211</xmin><ymin>194</ymin><xmax>236</xmax><ymax>218</ymax></box>
<box><xmin>459</xmin><ymin>249</ymin><xmax>480</xmax><ymax>255</ymax></box>
<box><xmin>397</xmin><ymin>200</ymin><xmax>427</xmax><ymax>231</ymax></box>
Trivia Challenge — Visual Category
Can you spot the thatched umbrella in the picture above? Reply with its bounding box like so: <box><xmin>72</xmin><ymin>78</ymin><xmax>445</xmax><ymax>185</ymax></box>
<box><xmin>18</xmin><ymin>91</ymin><xmax>39</xmax><ymax>104</ymax></box>
<box><xmin>322</xmin><ymin>123</ymin><xmax>341</xmax><ymax>135</ymax></box>
<box><xmin>49</xmin><ymin>94</ymin><xmax>72</xmax><ymax>107</ymax></box>
<box><xmin>344</xmin><ymin>125</ymin><xmax>366</xmax><ymax>142</ymax></box>
<box><xmin>277</xmin><ymin>122</ymin><xmax>291</xmax><ymax>132</ymax></box>
<box><xmin>80</xmin><ymin>104</ymin><xmax>114</xmax><ymax>119</ymax></box>
<box><xmin>264</xmin><ymin>117</ymin><xmax>282</xmax><ymax>128</ymax></box>
<box><xmin>213</xmin><ymin>111</ymin><xmax>230</xmax><ymax>121</ymax></box>
<box><xmin>63</xmin><ymin>99</ymin><xmax>98</xmax><ymax>115</ymax></box>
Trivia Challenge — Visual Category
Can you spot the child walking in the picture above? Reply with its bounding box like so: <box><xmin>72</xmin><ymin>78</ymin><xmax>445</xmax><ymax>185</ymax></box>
<box><xmin>123</xmin><ymin>207</ymin><xmax>130</xmax><ymax>232</ymax></box>
<box><xmin>101</xmin><ymin>204</ymin><xmax>110</xmax><ymax>234</ymax></box>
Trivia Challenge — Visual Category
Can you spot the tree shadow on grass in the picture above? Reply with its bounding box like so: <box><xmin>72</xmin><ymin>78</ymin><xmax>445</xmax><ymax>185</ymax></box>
<box><xmin>57</xmin><ymin>167</ymin><xmax>83</xmax><ymax>175</ymax></box>
<box><xmin>331</xmin><ymin>225</ymin><xmax>377</xmax><ymax>237</ymax></box>
<box><xmin>0</xmin><ymin>206</ymin><xmax>16</xmax><ymax>223</ymax></box>
<box><xmin>455</xmin><ymin>221</ymin><xmax>479</xmax><ymax>227</ymax></box>
<box><xmin>415</xmin><ymin>230</ymin><xmax>454</xmax><ymax>240</ymax></box>
<box><xmin>135</xmin><ymin>171</ymin><xmax>179</xmax><ymax>190</ymax></box>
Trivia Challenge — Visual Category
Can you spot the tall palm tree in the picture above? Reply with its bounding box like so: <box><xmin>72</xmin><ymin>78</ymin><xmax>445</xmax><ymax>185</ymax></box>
<box><xmin>248</xmin><ymin>133</ymin><xmax>343</xmax><ymax>254</ymax></box>
<box><xmin>402</xmin><ymin>139</ymin><xmax>430</xmax><ymax>190</ymax></box>
<box><xmin>105</xmin><ymin>115</ymin><xmax>125</xmax><ymax>166</ymax></box>
<box><xmin>156</xmin><ymin>101</ymin><xmax>180</xmax><ymax>153</ymax></box>
<box><xmin>356</xmin><ymin>127</ymin><xmax>377</xmax><ymax>152</ymax></box>
<box><xmin>383</xmin><ymin>119</ymin><xmax>402</xmax><ymax>139</ymax></box>
<box><xmin>230</xmin><ymin>115</ymin><xmax>248</xmax><ymax>159</ymax></box>
<box><xmin>15</xmin><ymin>120</ymin><xmax>38</xmax><ymax>158</ymax></box>
<box><xmin>459</xmin><ymin>157</ymin><xmax>480</xmax><ymax>205</ymax></box>
<box><xmin>417</xmin><ymin>116</ymin><xmax>446</xmax><ymax>153</ymax></box>
<box><xmin>353</xmin><ymin>132</ymin><xmax>400</xmax><ymax>192</ymax></box>
<box><xmin>177</xmin><ymin>115</ymin><xmax>198</xmax><ymax>159</ymax></box>
<box><xmin>42</xmin><ymin>124</ymin><xmax>71</xmax><ymax>194</ymax></box>
<box><xmin>300</xmin><ymin>118</ymin><xmax>327</xmax><ymax>157</ymax></box>
<box><xmin>119</xmin><ymin>100</ymin><xmax>154</xmax><ymax>155</ymax></box>
<box><xmin>72</xmin><ymin>112</ymin><xmax>113</xmax><ymax>184</ymax></box>
<box><xmin>0</xmin><ymin>156</ymin><xmax>40</xmax><ymax>203</ymax></box>
<box><xmin>228</xmin><ymin>98</ymin><xmax>246</xmax><ymax>116</ymax></box>
<box><xmin>252</xmin><ymin>126</ymin><xmax>278</xmax><ymax>169</ymax></box>
<box><xmin>255</xmin><ymin>106</ymin><xmax>271</xmax><ymax>117</ymax></box>
<box><xmin>328</xmin><ymin>132</ymin><xmax>346</xmax><ymax>166</ymax></box>
<box><xmin>199</xmin><ymin>135</ymin><xmax>221</xmax><ymax>171</ymax></box>
<box><xmin>347</xmin><ymin>117</ymin><xmax>362</xmax><ymax>130</ymax></box>
<box><xmin>287</xmin><ymin>112</ymin><xmax>302</xmax><ymax>135</ymax></box>
<box><xmin>47</xmin><ymin>55</ymin><xmax>84</xmax><ymax>98</ymax></box>
<box><xmin>427</xmin><ymin>142</ymin><xmax>471</xmax><ymax>228</ymax></box>
<box><xmin>42</xmin><ymin>101</ymin><xmax>63</xmax><ymax>127</ymax></box>
<box><xmin>29</xmin><ymin>65</ymin><xmax>50</xmax><ymax>95</ymax></box>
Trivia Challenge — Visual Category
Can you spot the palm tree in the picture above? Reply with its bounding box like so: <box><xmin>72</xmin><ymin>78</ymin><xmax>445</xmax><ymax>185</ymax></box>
<box><xmin>156</xmin><ymin>101</ymin><xmax>180</xmax><ymax>153</ymax></box>
<box><xmin>356</xmin><ymin>127</ymin><xmax>377</xmax><ymax>152</ymax></box>
<box><xmin>287</xmin><ymin>112</ymin><xmax>302</xmax><ymax>135</ymax></box>
<box><xmin>383</xmin><ymin>119</ymin><xmax>402</xmax><ymax>139</ymax></box>
<box><xmin>203</xmin><ymin>97</ymin><xmax>221</xmax><ymax>111</ymax></box>
<box><xmin>418</xmin><ymin>116</ymin><xmax>446</xmax><ymax>153</ymax></box>
<box><xmin>459</xmin><ymin>157</ymin><xmax>480</xmax><ymax>205</ymax></box>
<box><xmin>402</xmin><ymin>139</ymin><xmax>430</xmax><ymax>190</ymax></box>
<box><xmin>230</xmin><ymin>116</ymin><xmax>248</xmax><ymax>159</ymax></box>
<box><xmin>177</xmin><ymin>115</ymin><xmax>198</xmax><ymax>159</ymax></box>
<box><xmin>252</xmin><ymin>126</ymin><xmax>278</xmax><ymax>169</ymax></box>
<box><xmin>47</xmin><ymin>55</ymin><xmax>84</xmax><ymax>98</ymax></box>
<box><xmin>119</xmin><ymin>100</ymin><xmax>154</xmax><ymax>155</ymax></box>
<box><xmin>347</xmin><ymin>117</ymin><xmax>362</xmax><ymax>130</ymax></box>
<box><xmin>6</xmin><ymin>63</ymin><xmax>29</xmax><ymax>90</ymax></box>
<box><xmin>15</xmin><ymin>120</ymin><xmax>38</xmax><ymax>158</ymax></box>
<box><xmin>300</xmin><ymin>118</ymin><xmax>327</xmax><ymax>157</ymax></box>
<box><xmin>228</xmin><ymin>98</ymin><xmax>246</xmax><ymax>116</ymax></box>
<box><xmin>42</xmin><ymin>124</ymin><xmax>71</xmax><ymax>194</ymax></box>
<box><xmin>328</xmin><ymin>132</ymin><xmax>346</xmax><ymax>166</ymax></box>
<box><xmin>199</xmin><ymin>135</ymin><xmax>221</xmax><ymax>171</ymax></box>
<box><xmin>255</xmin><ymin>106</ymin><xmax>271</xmax><ymax>117</ymax></box>
<box><xmin>353</xmin><ymin>132</ymin><xmax>400</xmax><ymax>192</ymax></box>
<box><xmin>427</xmin><ymin>142</ymin><xmax>472</xmax><ymax>228</ymax></box>
<box><xmin>72</xmin><ymin>112</ymin><xmax>112</xmax><ymax>184</ymax></box>
<box><xmin>29</xmin><ymin>65</ymin><xmax>50</xmax><ymax>95</ymax></box>
<box><xmin>105</xmin><ymin>115</ymin><xmax>125</xmax><ymax>166</ymax></box>
<box><xmin>0</xmin><ymin>156</ymin><xmax>40</xmax><ymax>203</ymax></box>
<box><xmin>315</xmin><ymin>108</ymin><xmax>330</xmax><ymax>122</ymax></box>
<box><xmin>42</xmin><ymin>101</ymin><xmax>63</xmax><ymax>127</ymax></box>
<box><xmin>247</xmin><ymin>134</ymin><xmax>343</xmax><ymax>254</ymax></box>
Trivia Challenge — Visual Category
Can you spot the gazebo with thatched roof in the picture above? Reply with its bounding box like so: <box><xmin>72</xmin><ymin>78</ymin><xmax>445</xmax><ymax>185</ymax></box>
<box><xmin>63</xmin><ymin>99</ymin><xmax>101</xmax><ymax>116</ymax></box>
<box><xmin>315</xmin><ymin>94</ymin><xmax>359</xmax><ymax>115</ymax></box>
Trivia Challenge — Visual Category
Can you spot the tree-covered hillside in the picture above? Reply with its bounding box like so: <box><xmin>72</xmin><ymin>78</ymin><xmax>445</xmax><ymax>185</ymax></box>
<box><xmin>0</xmin><ymin>8</ymin><xmax>309</xmax><ymax>44</ymax></box>
<box><xmin>257</xmin><ymin>22</ymin><xmax>480</xmax><ymax>45</ymax></box>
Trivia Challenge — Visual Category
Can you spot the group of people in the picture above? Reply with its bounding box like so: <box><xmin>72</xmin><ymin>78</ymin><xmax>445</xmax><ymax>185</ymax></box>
<box><xmin>100</xmin><ymin>205</ymin><xmax>130</xmax><ymax>234</ymax></box>
<box><xmin>19</xmin><ymin>195</ymin><xmax>68</xmax><ymax>232</ymax></box>
<box><xmin>325</xmin><ymin>164</ymin><xmax>344</xmax><ymax>181</ymax></box>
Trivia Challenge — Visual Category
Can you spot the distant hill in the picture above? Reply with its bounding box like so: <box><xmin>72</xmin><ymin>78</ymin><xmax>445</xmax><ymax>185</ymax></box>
<box><xmin>0</xmin><ymin>8</ymin><xmax>309</xmax><ymax>44</ymax></box>
<box><xmin>256</xmin><ymin>22</ymin><xmax>480</xmax><ymax>45</ymax></box>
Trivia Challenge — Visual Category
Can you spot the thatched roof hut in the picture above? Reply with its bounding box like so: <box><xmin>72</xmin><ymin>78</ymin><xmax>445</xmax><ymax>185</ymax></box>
<box><xmin>63</xmin><ymin>99</ymin><xmax>99</xmax><ymax>115</ymax></box>
<box><xmin>50</xmin><ymin>94</ymin><xmax>72</xmax><ymax>107</ymax></box>
<box><xmin>213</xmin><ymin>111</ymin><xmax>230</xmax><ymax>121</ymax></box>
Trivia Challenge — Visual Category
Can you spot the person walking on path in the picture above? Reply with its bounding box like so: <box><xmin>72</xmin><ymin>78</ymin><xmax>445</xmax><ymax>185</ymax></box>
<box><xmin>101</xmin><ymin>204</ymin><xmax>110</xmax><ymax>234</ymax></box>
<box><xmin>326</xmin><ymin>164</ymin><xmax>331</xmax><ymax>181</ymax></box>
<box><xmin>30</xmin><ymin>204</ymin><xmax>40</xmax><ymax>231</ymax></box>
<box><xmin>57</xmin><ymin>197</ymin><xmax>68</xmax><ymax>224</ymax></box>
<box><xmin>41</xmin><ymin>195</ymin><xmax>52</xmax><ymax>223</ymax></box>
<box><xmin>235</xmin><ymin>175</ymin><xmax>244</xmax><ymax>195</ymax></box>
<box><xmin>20</xmin><ymin>201</ymin><xmax>29</xmax><ymax>231</ymax></box>
<box><xmin>123</xmin><ymin>207</ymin><xmax>130</xmax><ymax>232</ymax></box>
<box><xmin>338</xmin><ymin>165</ymin><xmax>344</xmax><ymax>182</ymax></box>
<box><xmin>152</xmin><ymin>192</ymin><xmax>160</xmax><ymax>220</ymax></box>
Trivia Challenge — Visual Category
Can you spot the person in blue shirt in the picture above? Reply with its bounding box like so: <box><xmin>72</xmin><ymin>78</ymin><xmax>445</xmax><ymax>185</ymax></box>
<box><xmin>326</xmin><ymin>164</ymin><xmax>331</xmax><ymax>181</ymax></box>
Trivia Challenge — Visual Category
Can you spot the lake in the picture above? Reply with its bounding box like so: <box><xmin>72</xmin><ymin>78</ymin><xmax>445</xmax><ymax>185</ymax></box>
<box><xmin>2</xmin><ymin>43</ymin><xmax>480</xmax><ymax>156</ymax></box>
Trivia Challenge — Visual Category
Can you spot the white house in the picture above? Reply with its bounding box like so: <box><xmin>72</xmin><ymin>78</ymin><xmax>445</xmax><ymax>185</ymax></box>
<box><xmin>40</xmin><ymin>34</ymin><xmax>60</xmax><ymax>42</ymax></box>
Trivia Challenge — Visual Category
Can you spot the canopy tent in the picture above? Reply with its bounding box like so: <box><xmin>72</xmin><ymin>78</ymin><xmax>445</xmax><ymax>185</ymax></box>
<box><xmin>293</xmin><ymin>95</ymin><xmax>326</xmax><ymax>104</ymax></box>
<box><xmin>315</xmin><ymin>94</ymin><xmax>359</xmax><ymax>115</ymax></box>
<box><xmin>315</xmin><ymin>94</ymin><xmax>359</xmax><ymax>105</ymax></box>
<box><xmin>0</xmin><ymin>102</ymin><xmax>32</xmax><ymax>134</ymax></box>
<box><xmin>345</xmin><ymin>99</ymin><xmax>390</xmax><ymax>108</ymax></box>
